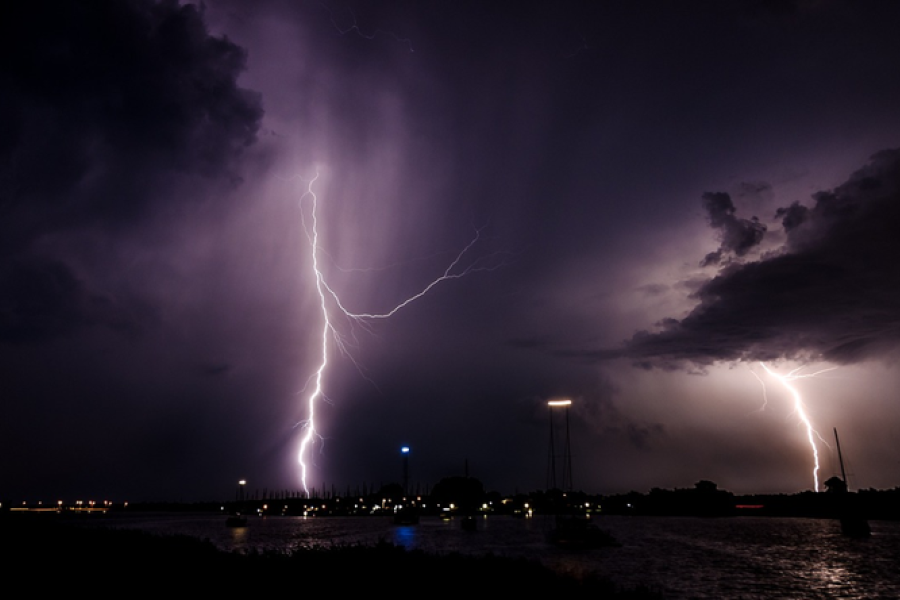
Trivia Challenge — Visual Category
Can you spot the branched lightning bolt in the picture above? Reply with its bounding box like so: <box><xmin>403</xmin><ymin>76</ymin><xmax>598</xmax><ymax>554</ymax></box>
<box><xmin>296</xmin><ymin>172</ymin><xmax>503</xmax><ymax>494</ymax></box>
<box><xmin>296</xmin><ymin>172</ymin><xmax>329</xmax><ymax>494</ymax></box>
<box><xmin>749</xmin><ymin>369</ymin><xmax>769</xmax><ymax>413</ymax></box>
<box><xmin>322</xmin><ymin>3</ymin><xmax>415</xmax><ymax>52</ymax></box>
<box><xmin>757</xmin><ymin>362</ymin><xmax>836</xmax><ymax>492</ymax></box>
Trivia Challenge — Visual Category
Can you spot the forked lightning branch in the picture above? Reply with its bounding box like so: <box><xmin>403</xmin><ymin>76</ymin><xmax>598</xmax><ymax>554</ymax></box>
<box><xmin>296</xmin><ymin>172</ymin><xmax>501</xmax><ymax>494</ymax></box>
<box><xmin>758</xmin><ymin>363</ymin><xmax>836</xmax><ymax>492</ymax></box>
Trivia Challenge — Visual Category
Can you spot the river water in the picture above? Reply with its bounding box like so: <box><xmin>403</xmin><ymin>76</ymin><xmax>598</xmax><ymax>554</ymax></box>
<box><xmin>82</xmin><ymin>513</ymin><xmax>900</xmax><ymax>599</ymax></box>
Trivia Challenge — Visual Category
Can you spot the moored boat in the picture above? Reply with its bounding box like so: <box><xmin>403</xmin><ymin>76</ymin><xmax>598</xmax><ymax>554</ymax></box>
<box><xmin>461</xmin><ymin>515</ymin><xmax>478</xmax><ymax>531</ymax></box>
<box><xmin>827</xmin><ymin>428</ymin><xmax>870</xmax><ymax>538</ymax></box>
<box><xmin>226</xmin><ymin>513</ymin><xmax>248</xmax><ymax>527</ymax></box>
<box><xmin>546</xmin><ymin>514</ymin><xmax>617</xmax><ymax>548</ymax></box>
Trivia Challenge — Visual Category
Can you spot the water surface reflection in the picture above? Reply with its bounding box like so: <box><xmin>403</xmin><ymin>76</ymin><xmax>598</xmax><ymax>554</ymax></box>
<box><xmin>86</xmin><ymin>514</ymin><xmax>900</xmax><ymax>599</ymax></box>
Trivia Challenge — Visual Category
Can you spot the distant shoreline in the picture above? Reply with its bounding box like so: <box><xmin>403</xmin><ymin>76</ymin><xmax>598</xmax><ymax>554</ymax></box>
<box><xmin>9</xmin><ymin>486</ymin><xmax>899</xmax><ymax>520</ymax></box>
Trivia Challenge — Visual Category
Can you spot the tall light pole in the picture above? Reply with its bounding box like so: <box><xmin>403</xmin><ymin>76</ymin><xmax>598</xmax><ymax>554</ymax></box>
<box><xmin>547</xmin><ymin>399</ymin><xmax>573</xmax><ymax>491</ymax></box>
<box><xmin>546</xmin><ymin>404</ymin><xmax>557</xmax><ymax>490</ymax></box>
<box><xmin>401</xmin><ymin>446</ymin><xmax>410</xmax><ymax>496</ymax></box>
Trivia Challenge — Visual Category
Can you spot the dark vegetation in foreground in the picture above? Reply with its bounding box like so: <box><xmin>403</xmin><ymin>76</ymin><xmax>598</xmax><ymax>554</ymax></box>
<box><xmin>2</xmin><ymin>515</ymin><xmax>660</xmax><ymax>598</ymax></box>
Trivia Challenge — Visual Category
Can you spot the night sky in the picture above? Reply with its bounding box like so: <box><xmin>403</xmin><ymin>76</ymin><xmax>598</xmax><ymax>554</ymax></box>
<box><xmin>4</xmin><ymin>0</ymin><xmax>900</xmax><ymax>502</ymax></box>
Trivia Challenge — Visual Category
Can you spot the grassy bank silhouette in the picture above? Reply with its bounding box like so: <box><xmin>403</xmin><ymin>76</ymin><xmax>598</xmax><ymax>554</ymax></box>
<box><xmin>4</xmin><ymin>515</ymin><xmax>659</xmax><ymax>597</ymax></box>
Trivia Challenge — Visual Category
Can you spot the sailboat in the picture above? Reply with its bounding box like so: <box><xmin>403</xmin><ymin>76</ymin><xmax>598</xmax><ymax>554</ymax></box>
<box><xmin>826</xmin><ymin>428</ymin><xmax>870</xmax><ymax>538</ymax></box>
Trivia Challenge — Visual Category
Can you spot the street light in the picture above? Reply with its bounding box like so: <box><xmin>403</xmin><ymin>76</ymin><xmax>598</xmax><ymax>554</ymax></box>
<box><xmin>401</xmin><ymin>446</ymin><xmax>410</xmax><ymax>495</ymax></box>
<box><xmin>547</xmin><ymin>399</ymin><xmax>573</xmax><ymax>491</ymax></box>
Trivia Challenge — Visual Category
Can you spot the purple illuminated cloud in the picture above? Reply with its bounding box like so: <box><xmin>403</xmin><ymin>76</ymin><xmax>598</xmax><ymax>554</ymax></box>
<box><xmin>612</xmin><ymin>149</ymin><xmax>900</xmax><ymax>368</ymax></box>
<box><xmin>0</xmin><ymin>0</ymin><xmax>263</xmax><ymax>343</ymax></box>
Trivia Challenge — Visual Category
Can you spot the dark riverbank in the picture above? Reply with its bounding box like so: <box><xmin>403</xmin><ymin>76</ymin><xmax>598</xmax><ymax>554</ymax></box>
<box><xmin>3</xmin><ymin>514</ymin><xmax>659</xmax><ymax>598</ymax></box>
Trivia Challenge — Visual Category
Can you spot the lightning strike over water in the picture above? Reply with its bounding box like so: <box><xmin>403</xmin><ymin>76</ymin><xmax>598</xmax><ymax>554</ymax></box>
<box><xmin>758</xmin><ymin>362</ymin><xmax>836</xmax><ymax>492</ymax></box>
<box><xmin>295</xmin><ymin>172</ymin><xmax>501</xmax><ymax>494</ymax></box>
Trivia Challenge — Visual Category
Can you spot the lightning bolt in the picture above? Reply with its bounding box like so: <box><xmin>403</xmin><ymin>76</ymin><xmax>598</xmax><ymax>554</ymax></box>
<box><xmin>296</xmin><ymin>171</ymin><xmax>503</xmax><ymax>494</ymax></box>
<box><xmin>322</xmin><ymin>3</ymin><xmax>415</xmax><ymax>52</ymax></box>
<box><xmin>757</xmin><ymin>362</ymin><xmax>835</xmax><ymax>492</ymax></box>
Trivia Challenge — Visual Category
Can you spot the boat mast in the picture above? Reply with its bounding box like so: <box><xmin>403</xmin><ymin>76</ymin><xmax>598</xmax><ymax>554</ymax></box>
<box><xmin>833</xmin><ymin>427</ymin><xmax>848</xmax><ymax>485</ymax></box>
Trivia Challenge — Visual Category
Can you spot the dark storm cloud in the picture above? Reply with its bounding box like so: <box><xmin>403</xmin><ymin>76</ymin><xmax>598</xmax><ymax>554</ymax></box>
<box><xmin>0</xmin><ymin>256</ymin><xmax>102</xmax><ymax>342</ymax></box>
<box><xmin>578</xmin><ymin>389</ymin><xmax>667</xmax><ymax>451</ymax></box>
<box><xmin>0</xmin><ymin>0</ymin><xmax>262</xmax><ymax>342</ymax></box>
<box><xmin>617</xmin><ymin>149</ymin><xmax>900</xmax><ymax>368</ymax></box>
<box><xmin>699</xmin><ymin>192</ymin><xmax>767</xmax><ymax>266</ymax></box>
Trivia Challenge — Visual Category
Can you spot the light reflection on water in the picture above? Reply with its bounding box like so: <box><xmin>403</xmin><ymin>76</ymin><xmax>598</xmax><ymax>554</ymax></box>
<box><xmin>83</xmin><ymin>514</ymin><xmax>900</xmax><ymax>599</ymax></box>
<box><xmin>391</xmin><ymin>524</ymin><xmax>417</xmax><ymax>547</ymax></box>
